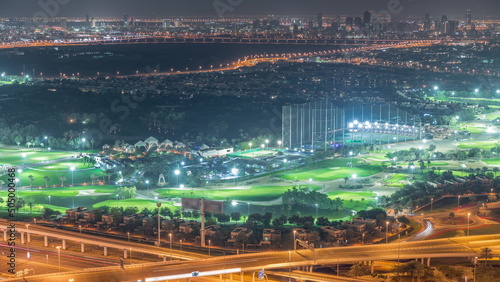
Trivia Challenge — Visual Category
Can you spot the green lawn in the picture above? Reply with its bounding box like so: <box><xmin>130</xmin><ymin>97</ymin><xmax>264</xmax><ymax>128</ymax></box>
<box><xmin>0</xmin><ymin>185</ymin><xmax>117</xmax><ymax>197</ymax></box>
<box><xmin>327</xmin><ymin>191</ymin><xmax>377</xmax><ymax>211</ymax></box>
<box><xmin>36</xmin><ymin>161</ymin><xmax>91</xmax><ymax>171</ymax></box>
<box><xmin>484</xmin><ymin>158</ymin><xmax>500</xmax><ymax>165</ymax></box>
<box><xmin>0</xmin><ymin>167</ymin><xmax>105</xmax><ymax>187</ymax></box>
<box><xmin>458</xmin><ymin>141</ymin><xmax>499</xmax><ymax>150</ymax></box>
<box><xmin>156</xmin><ymin>185</ymin><xmax>321</xmax><ymax>202</ymax></box>
<box><xmin>430</xmin><ymin>225</ymin><xmax>500</xmax><ymax>239</ymax></box>
<box><xmin>0</xmin><ymin>149</ymin><xmax>75</xmax><ymax>165</ymax></box>
<box><xmin>385</xmin><ymin>174</ymin><xmax>409</xmax><ymax>187</ymax></box>
<box><xmin>93</xmin><ymin>199</ymin><xmax>178</xmax><ymax>211</ymax></box>
<box><xmin>278</xmin><ymin>158</ymin><xmax>382</xmax><ymax>181</ymax></box>
<box><xmin>483</xmin><ymin>113</ymin><xmax>500</xmax><ymax>120</ymax></box>
<box><xmin>457</xmin><ymin>123</ymin><xmax>487</xmax><ymax>134</ymax></box>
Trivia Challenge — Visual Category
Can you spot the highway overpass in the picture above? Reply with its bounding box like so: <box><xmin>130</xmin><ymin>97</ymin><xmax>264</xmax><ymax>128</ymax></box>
<box><xmin>2</xmin><ymin>234</ymin><xmax>498</xmax><ymax>282</ymax></box>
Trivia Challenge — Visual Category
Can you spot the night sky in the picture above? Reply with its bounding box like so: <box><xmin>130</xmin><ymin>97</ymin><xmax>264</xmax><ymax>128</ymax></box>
<box><xmin>3</xmin><ymin>0</ymin><xmax>499</xmax><ymax>18</ymax></box>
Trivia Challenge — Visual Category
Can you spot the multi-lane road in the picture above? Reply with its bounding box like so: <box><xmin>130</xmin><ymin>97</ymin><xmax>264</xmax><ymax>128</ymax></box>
<box><xmin>2</xmin><ymin>234</ymin><xmax>498</xmax><ymax>281</ymax></box>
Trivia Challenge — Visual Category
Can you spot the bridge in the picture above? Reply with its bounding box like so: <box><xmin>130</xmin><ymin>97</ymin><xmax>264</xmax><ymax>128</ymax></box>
<box><xmin>2</xmin><ymin>234</ymin><xmax>498</xmax><ymax>281</ymax></box>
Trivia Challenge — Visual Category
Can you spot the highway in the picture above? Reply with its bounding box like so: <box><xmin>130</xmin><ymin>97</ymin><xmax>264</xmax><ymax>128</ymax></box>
<box><xmin>2</xmin><ymin>234</ymin><xmax>498</xmax><ymax>282</ymax></box>
<box><xmin>0</xmin><ymin>220</ymin><xmax>210</xmax><ymax>261</ymax></box>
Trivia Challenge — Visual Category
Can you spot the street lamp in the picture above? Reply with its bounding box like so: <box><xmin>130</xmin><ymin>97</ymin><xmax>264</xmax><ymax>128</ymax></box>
<box><xmin>145</xmin><ymin>180</ymin><xmax>150</xmax><ymax>197</ymax></box>
<box><xmin>78</xmin><ymin>225</ymin><xmax>82</xmax><ymax>233</ymax></box>
<box><xmin>157</xmin><ymin>202</ymin><xmax>162</xmax><ymax>247</ymax></box>
<box><xmin>208</xmin><ymin>240</ymin><xmax>211</xmax><ymax>256</ymax></box>
<box><xmin>349</xmin><ymin>151</ymin><xmax>353</xmax><ymax>167</ymax></box>
<box><xmin>385</xmin><ymin>221</ymin><xmax>389</xmax><ymax>243</ymax></box>
<box><xmin>174</xmin><ymin>169</ymin><xmax>180</xmax><ymax>186</ymax></box>
<box><xmin>179</xmin><ymin>239</ymin><xmax>182</xmax><ymax>251</ymax></box>
<box><xmin>467</xmin><ymin>213</ymin><xmax>471</xmax><ymax>236</ymax></box>
<box><xmin>362</xmin><ymin>233</ymin><xmax>365</xmax><ymax>245</ymax></box>
<box><xmin>25</xmin><ymin>224</ymin><xmax>30</xmax><ymax>259</ymax></box>
<box><xmin>169</xmin><ymin>233</ymin><xmax>172</xmax><ymax>249</ymax></box>
<box><xmin>56</xmin><ymin>246</ymin><xmax>61</xmax><ymax>272</ymax></box>
<box><xmin>265</xmin><ymin>139</ymin><xmax>269</xmax><ymax>150</ymax></box>
<box><xmin>127</xmin><ymin>232</ymin><xmax>130</xmax><ymax>242</ymax></box>
<box><xmin>70</xmin><ymin>166</ymin><xmax>75</xmax><ymax>186</ymax></box>
<box><xmin>315</xmin><ymin>203</ymin><xmax>318</xmax><ymax>219</ymax></box>
<box><xmin>247</xmin><ymin>202</ymin><xmax>250</xmax><ymax>215</ymax></box>
<box><xmin>293</xmin><ymin>230</ymin><xmax>297</xmax><ymax>251</ymax></box>
<box><xmin>248</xmin><ymin>142</ymin><xmax>252</xmax><ymax>151</ymax></box>
<box><xmin>458</xmin><ymin>195</ymin><xmax>461</xmax><ymax>208</ymax></box>
<box><xmin>48</xmin><ymin>195</ymin><xmax>51</xmax><ymax>205</ymax></box>
<box><xmin>277</xmin><ymin>140</ymin><xmax>282</xmax><ymax>150</ymax></box>
<box><xmin>430</xmin><ymin>198</ymin><xmax>433</xmax><ymax>213</ymax></box>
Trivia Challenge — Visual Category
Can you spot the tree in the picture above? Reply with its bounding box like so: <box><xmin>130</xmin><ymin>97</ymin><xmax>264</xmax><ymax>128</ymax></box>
<box><xmin>59</xmin><ymin>176</ymin><xmax>67</xmax><ymax>187</ymax></box>
<box><xmin>230</xmin><ymin>212</ymin><xmax>241</xmax><ymax>222</ymax></box>
<box><xmin>28</xmin><ymin>175</ymin><xmax>34</xmax><ymax>190</ymax></box>
<box><xmin>481</xmin><ymin>248</ymin><xmax>493</xmax><ymax>266</ymax></box>
<box><xmin>44</xmin><ymin>176</ymin><xmax>50</xmax><ymax>188</ymax></box>
<box><xmin>348</xmin><ymin>263</ymin><xmax>370</xmax><ymax>278</ymax></box>
<box><xmin>90</xmin><ymin>174</ymin><xmax>98</xmax><ymax>185</ymax></box>
<box><xmin>343</xmin><ymin>177</ymin><xmax>349</xmax><ymax>186</ymax></box>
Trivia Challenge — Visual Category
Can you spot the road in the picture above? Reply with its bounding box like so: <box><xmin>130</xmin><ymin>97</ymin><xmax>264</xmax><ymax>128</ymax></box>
<box><xmin>0</xmin><ymin>220</ymin><xmax>210</xmax><ymax>261</ymax></box>
<box><xmin>2</xmin><ymin>234</ymin><xmax>498</xmax><ymax>282</ymax></box>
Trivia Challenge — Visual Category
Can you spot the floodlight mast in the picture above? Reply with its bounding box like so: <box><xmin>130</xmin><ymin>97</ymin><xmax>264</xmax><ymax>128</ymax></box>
<box><xmin>201</xmin><ymin>197</ymin><xmax>206</xmax><ymax>247</ymax></box>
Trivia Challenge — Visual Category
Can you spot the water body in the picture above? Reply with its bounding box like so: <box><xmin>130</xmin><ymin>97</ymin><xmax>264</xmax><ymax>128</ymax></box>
<box><xmin>0</xmin><ymin>43</ymin><xmax>342</xmax><ymax>77</ymax></box>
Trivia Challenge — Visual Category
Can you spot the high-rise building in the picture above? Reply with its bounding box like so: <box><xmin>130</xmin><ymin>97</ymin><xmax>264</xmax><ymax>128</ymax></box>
<box><xmin>345</xmin><ymin>17</ymin><xmax>353</xmax><ymax>31</ymax></box>
<box><xmin>86</xmin><ymin>13</ymin><xmax>90</xmax><ymax>24</ymax></box>
<box><xmin>466</xmin><ymin>9</ymin><xmax>472</xmax><ymax>26</ymax></box>
<box><xmin>424</xmin><ymin>13</ymin><xmax>431</xmax><ymax>30</ymax></box>
<box><xmin>162</xmin><ymin>19</ymin><xmax>171</xmax><ymax>28</ymax></box>
<box><xmin>441</xmin><ymin>15</ymin><xmax>447</xmax><ymax>22</ymax></box>
<box><xmin>252</xmin><ymin>19</ymin><xmax>260</xmax><ymax>30</ymax></box>
<box><xmin>363</xmin><ymin>11</ymin><xmax>371</xmax><ymax>27</ymax></box>
<box><xmin>354</xmin><ymin>17</ymin><xmax>362</xmax><ymax>29</ymax></box>
<box><xmin>317</xmin><ymin>13</ymin><xmax>323</xmax><ymax>30</ymax></box>
<box><xmin>91</xmin><ymin>18</ymin><xmax>96</xmax><ymax>28</ymax></box>
<box><xmin>293</xmin><ymin>23</ymin><xmax>299</xmax><ymax>35</ymax></box>
<box><xmin>123</xmin><ymin>13</ymin><xmax>129</xmax><ymax>28</ymax></box>
<box><xmin>444</xmin><ymin>20</ymin><xmax>457</xmax><ymax>35</ymax></box>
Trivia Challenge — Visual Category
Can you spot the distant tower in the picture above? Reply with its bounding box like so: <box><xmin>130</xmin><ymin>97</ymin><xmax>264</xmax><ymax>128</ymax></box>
<box><xmin>252</xmin><ymin>19</ymin><xmax>260</xmax><ymax>30</ymax></box>
<box><xmin>345</xmin><ymin>17</ymin><xmax>353</xmax><ymax>32</ymax></box>
<box><xmin>424</xmin><ymin>13</ymin><xmax>431</xmax><ymax>30</ymax></box>
<box><xmin>317</xmin><ymin>13</ymin><xmax>323</xmax><ymax>30</ymax></box>
<box><xmin>86</xmin><ymin>13</ymin><xmax>90</xmax><ymax>24</ymax></box>
<box><xmin>354</xmin><ymin>17</ymin><xmax>362</xmax><ymax>29</ymax></box>
<box><xmin>363</xmin><ymin>11</ymin><xmax>371</xmax><ymax>27</ymax></box>
<box><xmin>466</xmin><ymin>9</ymin><xmax>472</xmax><ymax>26</ymax></box>
<box><xmin>123</xmin><ymin>13</ymin><xmax>129</xmax><ymax>28</ymax></box>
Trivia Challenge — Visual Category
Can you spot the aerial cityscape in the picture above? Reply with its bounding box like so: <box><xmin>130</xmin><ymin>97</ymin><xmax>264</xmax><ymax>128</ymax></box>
<box><xmin>0</xmin><ymin>0</ymin><xmax>499</xmax><ymax>281</ymax></box>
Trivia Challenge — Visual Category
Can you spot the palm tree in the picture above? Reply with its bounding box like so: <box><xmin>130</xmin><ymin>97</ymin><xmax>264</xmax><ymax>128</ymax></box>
<box><xmin>481</xmin><ymin>247</ymin><xmax>493</xmax><ymax>266</ymax></box>
<box><xmin>90</xmin><ymin>174</ymin><xmax>98</xmax><ymax>185</ymax></box>
<box><xmin>28</xmin><ymin>175</ymin><xmax>34</xmax><ymax>190</ymax></box>
<box><xmin>44</xmin><ymin>176</ymin><xmax>50</xmax><ymax>187</ymax></box>
<box><xmin>59</xmin><ymin>176</ymin><xmax>67</xmax><ymax>187</ymax></box>
<box><xmin>343</xmin><ymin>177</ymin><xmax>349</xmax><ymax>186</ymax></box>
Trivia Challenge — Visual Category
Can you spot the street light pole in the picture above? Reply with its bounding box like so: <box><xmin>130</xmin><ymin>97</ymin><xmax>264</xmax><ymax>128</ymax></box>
<box><xmin>208</xmin><ymin>240</ymin><xmax>211</xmax><ymax>256</ymax></box>
<box><xmin>315</xmin><ymin>204</ymin><xmax>318</xmax><ymax>219</ymax></box>
<box><xmin>25</xmin><ymin>224</ymin><xmax>30</xmax><ymax>259</ymax></box>
<box><xmin>385</xmin><ymin>221</ymin><xmax>389</xmax><ymax>243</ymax></box>
<box><xmin>458</xmin><ymin>195</ymin><xmax>460</xmax><ymax>208</ymax></box>
<box><xmin>430</xmin><ymin>198</ymin><xmax>433</xmax><ymax>213</ymax></box>
<box><xmin>169</xmin><ymin>233</ymin><xmax>172</xmax><ymax>249</ymax></box>
<box><xmin>157</xmin><ymin>202</ymin><xmax>162</xmax><ymax>246</ymax></box>
<box><xmin>56</xmin><ymin>246</ymin><xmax>61</xmax><ymax>272</ymax></box>
<box><xmin>467</xmin><ymin>213</ymin><xmax>471</xmax><ymax>236</ymax></box>
<box><xmin>293</xmin><ymin>230</ymin><xmax>297</xmax><ymax>251</ymax></box>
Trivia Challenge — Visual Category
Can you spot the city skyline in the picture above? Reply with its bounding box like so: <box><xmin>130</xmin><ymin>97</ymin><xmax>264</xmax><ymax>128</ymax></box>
<box><xmin>2</xmin><ymin>0</ymin><xmax>499</xmax><ymax>18</ymax></box>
